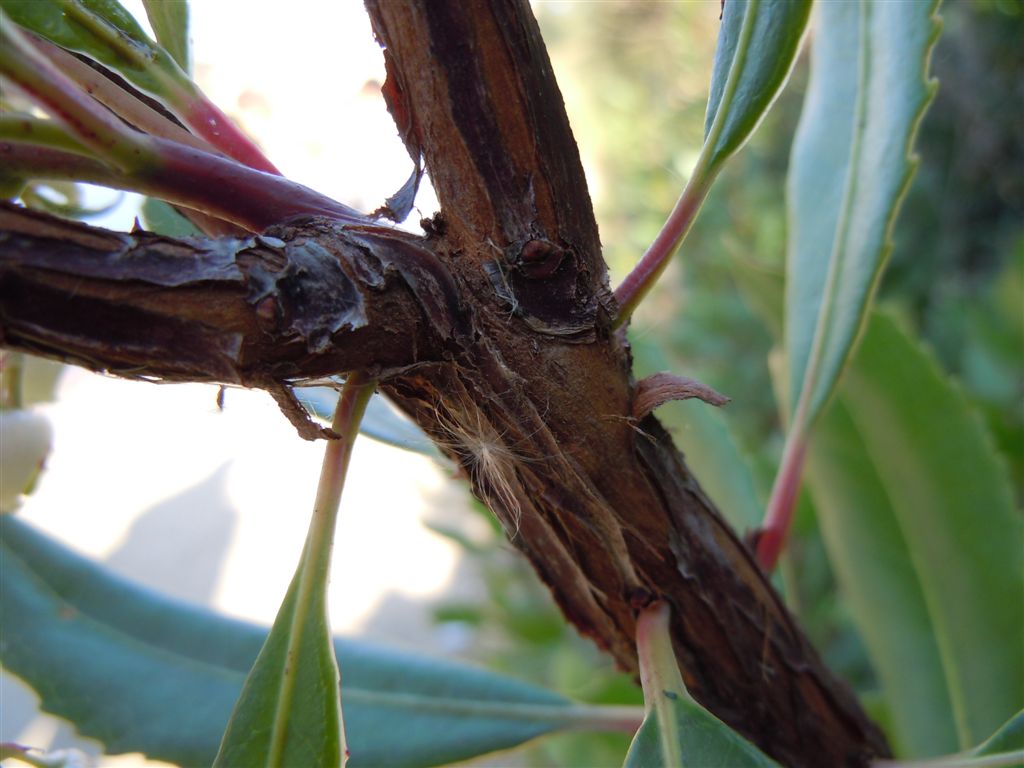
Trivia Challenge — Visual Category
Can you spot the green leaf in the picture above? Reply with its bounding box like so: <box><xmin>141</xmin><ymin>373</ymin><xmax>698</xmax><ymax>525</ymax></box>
<box><xmin>624</xmin><ymin>604</ymin><xmax>778</xmax><ymax>768</ymax></box>
<box><xmin>215</xmin><ymin>378</ymin><xmax>369</xmax><ymax>767</ymax></box>
<box><xmin>0</xmin><ymin>515</ymin><xmax>599</xmax><ymax>768</ymax></box>
<box><xmin>1</xmin><ymin>0</ymin><xmax>194</xmax><ymax>103</ymax></box>
<box><xmin>212</xmin><ymin>549</ymin><xmax>345</xmax><ymax>768</ymax></box>
<box><xmin>784</xmin><ymin>0</ymin><xmax>941</xmax><ymax>426</ymax></box>
<box><xmin>140</xmin><ymin>197</ymin><xmax>203</xmax><ymax>238</ymax></box>
<box><xmin>806</xmin><ymin>312</ymin><xmax>1023</xmax><ymax>755</ymax></box>
<box><xmin>703</xmin><ymin>0</ymin><xmax>812</xmax><ymax>175</ymax></box>
<box><xmin>973</xmin><ymin>710</ymin><xmax>1024</xmax><ymax>758</ymax></box>
<box><xmin>142</xmin><ymin>0</ymin><xmax>190</xmax><ymax>74</ymax></box>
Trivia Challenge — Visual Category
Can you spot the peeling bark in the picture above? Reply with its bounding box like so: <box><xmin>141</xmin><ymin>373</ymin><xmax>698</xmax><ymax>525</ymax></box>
<box><xmin>0</xmin><ymin>205</ymin><xmax>448</xmax><ymax>387</ymax></box>
<box><xmin>0</xmin><ymin>1</ymin><xmax>891</xmax><ymax>765</ymax></box>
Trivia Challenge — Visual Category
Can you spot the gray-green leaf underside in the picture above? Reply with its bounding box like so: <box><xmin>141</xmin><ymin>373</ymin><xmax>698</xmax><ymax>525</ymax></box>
<box><xmin>0</xmin><ymin>516</ymin><xmax>587</xmax><ymax>768</ymax></box>
<box><xmin>784</xmin><ymin>0</ymin><xmax>941</xmax><ymax>426</ymax></box>
<box><xmin>703</xmin><ymin>0</ymin><xmax>812</xmax><ymax>174</ymax></box>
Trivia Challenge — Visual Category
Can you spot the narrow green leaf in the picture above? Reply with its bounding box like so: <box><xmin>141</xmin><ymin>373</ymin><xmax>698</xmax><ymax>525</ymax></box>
<box><xmin>806</xmin><ymin>312</ymin><xmax>1023</xmax><ymax>755</ymax></box>
<box><xmin>214</xmin><ymin>379</ymin><xmax>373</xmax><ymax>767</ymax></box>
<box><xmin>784</xmin><ymin>0</ymin><xmax>941</xmax><ymax>426</ymax></box>
<box><xmin>703</xmin><ymin>0</ymin><xmax>812</xmax><ymax>174</ymax></box>
<box><xmin>0</xmin><ymin>515</ymin><xmax>599</xmax><ymax>767</ymax></box>
<box><xmin>1</xmin><ymin>0</ymin><xmax>194</xmax><ymax>104</ymax></box>
<box><xmin>142</xmin><ymin>0</ymin><xmax>190</xmax><ymax>74</ymax></box>
<box><xmin>624</xmin><ymin>604</ymin><xmax>778</xmax><ymax>768</ymax></box>
<box><xmin>973</xmin><ymin>710</ymin><xmax>1024</xmax><ymax>758</ymax></box>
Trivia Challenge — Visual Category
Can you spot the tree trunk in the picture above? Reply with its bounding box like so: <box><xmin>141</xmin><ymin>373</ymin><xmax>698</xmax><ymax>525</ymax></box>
<box><xmin>0</xmin><ymin>1</ymin><xmax>890</xmax><ymax>765</ymax></box>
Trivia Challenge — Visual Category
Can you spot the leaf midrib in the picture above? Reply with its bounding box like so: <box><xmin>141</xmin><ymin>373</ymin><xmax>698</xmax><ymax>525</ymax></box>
<box><xmin>3</xmin><ymin>538</ymin><xmax>588</xmax><ymax>724</ymax></box>
<box><xmin>834</xmin><ymin>383</ymin><xmax>963</xmax><ymax>747</ymax></box>
<box><xmin>791</xmin><ymin>0</ymin><xmax>872</xmax><ymax>427</ymax></box>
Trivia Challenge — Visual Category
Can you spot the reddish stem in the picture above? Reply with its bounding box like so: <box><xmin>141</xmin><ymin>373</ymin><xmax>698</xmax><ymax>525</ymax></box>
<box><xmin>613</xmin><ymin>175</ymin><xmax>711</xmax><ymax>327</ymax></box>
<box><xmin>183</xmin><ymin>97</ymin><xmax>280</xmax><ymax>176</ymax></box>
<box><xmin>149</xmin><ymin>137</ymin><xmax>363</xmax><ymax>229</ymax></box>
<box><xmin>1</xmin><ymin>140</ymin><xmax>365</xmax><ymax>232</ymax></box>
<box><xmin>28</xmin><ymin>33</ymin><xmax>279</xmax><ymax>176</ymax></box>
<box><xmin>0</xmin><ymin>21</ymin><xmax>143</xmax><ymax>170</ymax></box>
<box><xmin>755</xmin><ymin>433</ymin><xmax>808</xmax><ymax>571</ymax></box>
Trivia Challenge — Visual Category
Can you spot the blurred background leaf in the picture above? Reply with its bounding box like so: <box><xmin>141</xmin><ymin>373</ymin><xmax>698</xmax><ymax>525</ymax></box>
<box><xmin>1</xmin><ymin>515</ymin><xmax>636</xmax><ymax>768</ymax></box>
<box><xmin>807</xmin><ymin>311</ymin><xmax>1022</xmax><ymax>756</ymax></box>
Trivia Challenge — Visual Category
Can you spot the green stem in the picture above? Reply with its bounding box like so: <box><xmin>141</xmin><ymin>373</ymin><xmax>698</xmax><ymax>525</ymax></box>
<box><xmin>636</xmin><ymin>602</ymin><xmax>687</xmax><ymax>768</ymax></box>
<box><xmin>0</xmin><ymin>352</ymin><xmax>24</xmax><ymax>410</ymax></box>
<box><xmin>265</xmin><ymin>374</ymin><xmax>374</xmax><ymax>768</ymax></box>
<box><xmin>557</xmin><ymin>704</ymin><xmax>646</xmax><ymax>734</ymax></box>
<box><xmin>0</xmin><ymin>14</ymin><xmax>152</xmax><ymax>172</ymax></box>
<box><xmin>0</xmin><ymin>115</ymin><xmax>91</xmax><ymax>156</ymax></box>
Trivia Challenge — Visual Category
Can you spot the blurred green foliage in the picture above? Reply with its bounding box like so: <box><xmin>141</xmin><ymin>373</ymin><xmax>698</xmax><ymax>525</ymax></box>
<box><xmin>428</xmin><ymin>2</ymin><xmax>1023</xmax><ymax>764</ymax></box>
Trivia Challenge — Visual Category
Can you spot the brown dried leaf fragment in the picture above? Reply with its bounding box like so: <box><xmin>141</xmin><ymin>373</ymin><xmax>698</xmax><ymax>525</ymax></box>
<box><xmin>632</xmin><ymin>371</ymin><xmax>730</xmax><ymax>420</ymax></box>
<box><xmin>265</xmin><ymin>382</ymin><xmax>340</xmax><ymax>441</ymax></box>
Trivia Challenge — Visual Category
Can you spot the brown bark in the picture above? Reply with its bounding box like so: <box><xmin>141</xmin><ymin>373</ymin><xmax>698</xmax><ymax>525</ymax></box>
<box><xmin>0</xmin><ymin>1</ymin><xmax>890</xmax><ymax>765</ymax></box>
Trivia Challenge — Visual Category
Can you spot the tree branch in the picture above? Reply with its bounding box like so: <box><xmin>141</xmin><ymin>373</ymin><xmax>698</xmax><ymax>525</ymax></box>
<box><xmin>0</xmin><ymin>1</ymin><xmax>891</xmax><ymax>764</ymax></box>
<box><xmin>0</xmin><ymin>203</ymin><xmax>451</xmax><ymax>390</ymax></box>
<box><xmin>365</xmin><ymin>2</ymin><xmax>889</xmax><ymax>766</ymax></box>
